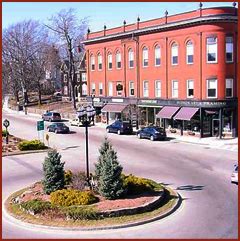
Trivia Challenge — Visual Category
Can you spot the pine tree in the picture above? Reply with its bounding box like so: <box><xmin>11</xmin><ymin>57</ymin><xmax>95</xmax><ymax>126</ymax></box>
<box><xmin>42</xmin><ymin>149</ymin><xmax>65</xmax><ymax>194</ymax></box>
<box><xmin>95</xmin><ymin>138</ymin><xmax>124</xmax><ymax>200</ymax></box>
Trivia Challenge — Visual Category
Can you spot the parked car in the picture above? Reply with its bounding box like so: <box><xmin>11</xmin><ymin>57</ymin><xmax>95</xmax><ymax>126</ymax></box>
<box><xmin>106</xmin><ymin>120</ymin><xmax>133</xmax><ymax>135</ymax></box>
<box><xmin>231</xmin><ymin>164</ymin><xmax>238</xmax><ymax>184</ymax></box>
<box><xmin>137</xmin><ymin>126</ymin><xmax>166</xmax><ymax>141</ymax></box>
<box><xmin>42</xmin><ymin>112</ymin><xmax>61</xmax><ymax>122</ymax></box>
<box><xmin>47</xmin><ymin>123</ymin><xmax>70</xmax><ymax>134</ymax></box>
<box><xmin>70</xmin><ymin>118</ymin><xmax>82</xmax><ymax>127</ymax></box>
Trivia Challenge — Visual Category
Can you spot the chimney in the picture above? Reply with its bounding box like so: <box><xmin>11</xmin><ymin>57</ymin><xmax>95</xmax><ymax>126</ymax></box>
<box><xmin>103</xmin><ymin>25</ymin><xmax>107</xmax><ymax>36</ymax></box>
<box><xmin>137</xmin><ymin>16</ymin><xmax>140</xmax><ymax>30</ymax></box>
<box><xmin>123</xmin><ymin>20</ymin><xmax>126</xmax><ymax>32</ymax></box>
<box><xmin>165</xmin><ymin>10</ymin><xmax>168</xmax><ymax>24</ymax></box>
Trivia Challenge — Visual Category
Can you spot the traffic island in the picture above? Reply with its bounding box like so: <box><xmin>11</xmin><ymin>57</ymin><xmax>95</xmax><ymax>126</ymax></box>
<box><xmin>4</xmin><ymin>183</ymin><xmax>181</xmax><ymax>230</ymax></box>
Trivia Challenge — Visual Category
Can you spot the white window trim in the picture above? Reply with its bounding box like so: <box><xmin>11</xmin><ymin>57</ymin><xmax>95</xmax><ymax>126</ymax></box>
<box><xmin>155</xmin><ymin>80</ymin><xmax>161</xmax><ymax>98</ymax></box>
<box><xmin>143</xmin><ymin>80</ymin><xmax>149</xmax><ymax>97</ymax></box>
<box><xmin>226</xmin><ymin>37</ymin><xmax>234</xmax><ymax>63</ymax></box>
<box><xmin>186</xmin><ymin>42</ymin><xmax>194</xmax><ymax>65</ymax></box>
<box><xmin>172</xmin><ymin>80</ymin><xmax>179</xmax><ymax>98</ymax></box>
<box><xmin>129</xmin><ymin>50</ymin><xmax>134</xmax><ymax>69</ymax></box>
<box><xmin>155</xmin><ymin>46</ymin><xmax>161</xmax><ymax>67</ymax></box>
<box><xmin>186</xmin><ymin>79</ymin><xmax>194</xmax><ymax>98</ymax></box>
<box><xmin>98</xmin><ymin>55</ymin><xmax>102</xmax><ymax>71</ymax></box>
<box><xmin>171</xmin><ymin>44</ymin><xmax>178</xmax><ymax>66</ymax></box>
<box><xmin>207</xmin><ymin>37</ymin><xmax>218</xmax><ymax>64</ymax></box>
<box><xmin>129</xmin><ymin>81</ymin><xmax>134</xmax><ymax>96</ymax></box>
<box><xmin>99</xmin><ymin>82</ymin><xmax>103</xmax><ymax>96</ymax></box>
<box><xmin>108</xmin><ymin>54</ymin><xmax>112</xmax><ymax>70</ymax></box>
<box><xmin>207</xmin><ymin>79</ymin><xmax>218</xmax><ymax>99</ymax></box>
<box><xmin>116</xmin><ymin>52</ymin><xmax>122</xmax><ymax>70</ymax></box>
<box><xmin>90</xmin><ymin>56</ymin><xmax>95</xmax><ymax>71</ymax></box>
<box><xmin>142</xmin><ymin>48</ymin><xmax>149</xmax><ymax>68</ymax></box>
<box><xmin>225</xmin><ymin>78</ymin><xmax>233</xmax><ymax>98</ymax></box>
<box><xmin>108</xmin><ymin>82</ymin><xmax>113</xmax><ymax>96</ymax></box>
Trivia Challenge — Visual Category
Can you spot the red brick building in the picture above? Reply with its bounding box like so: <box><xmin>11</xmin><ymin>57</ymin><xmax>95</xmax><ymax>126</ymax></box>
<box><xmin>82</xmin><ymin>5</ymin><xmax>238</xmax><ymax>138</ymax></box>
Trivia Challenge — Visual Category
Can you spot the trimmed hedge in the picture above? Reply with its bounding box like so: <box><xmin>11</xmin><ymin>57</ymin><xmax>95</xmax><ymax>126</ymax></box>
<box><xmin>2</xmin><ymin>129</ymin><xmax>9</xmax><ymax>137</ymax></box>
<box><xmin>122</xmin><ymin>174</ymin><xmax>163</xmax><ymax>195</ymax></box>
<box><xmin>64</xmin><ymin>206</ymin><xmax>99</xmax><ymax>220</ymax></box>
<box><xmin>20</xmin><ymin>199</ymin><xmax>52</xmax><ymax>214</ymax></box>
<box><xmin>50</xmin><ymin>189</ymin><xmax>98</xmax><ymax>207</ymax></box>
<box><xmin>18</xmin><ymin>140</ymin><xmax>47</xmax><ymax>151</ymax></box>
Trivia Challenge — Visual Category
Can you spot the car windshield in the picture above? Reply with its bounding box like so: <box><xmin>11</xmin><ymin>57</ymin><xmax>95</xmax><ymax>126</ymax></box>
<box><xmin>56</xmin><ymin>123</ymin><xmax>65</xmax><ymax>127</ymax></box>
<box><xmin>53</xmin><ymin>113</ymin><xmax>60</xmax><ymax>117</ymax></box>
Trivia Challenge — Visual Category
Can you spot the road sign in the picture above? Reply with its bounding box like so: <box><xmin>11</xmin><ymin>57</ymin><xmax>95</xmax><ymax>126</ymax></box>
<box><xmin>37</xmin><ymin>121</ymin><xmax>44</xmax><ymax>131</ymax></box>
<box><xmin>3</xmin><ymin>119</ymin><xmax>10</xmax><ymax>128</ymax></box>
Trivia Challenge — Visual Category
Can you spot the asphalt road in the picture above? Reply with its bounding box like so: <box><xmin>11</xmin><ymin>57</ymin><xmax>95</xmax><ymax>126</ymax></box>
<box><xmin>2</xmin><ymin>111</ymin><xmax>238</xmax><ymax>239</ymax></box>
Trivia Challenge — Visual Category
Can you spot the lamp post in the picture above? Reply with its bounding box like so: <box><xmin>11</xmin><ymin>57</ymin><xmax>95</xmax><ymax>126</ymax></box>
<box><xmin>90</xmin><ymin>93</ymin><xmax>95</xmax><ymax>125</ymax></box>
<box><xmin>77</xmin><ymin>105</ymin><xmax>96</xmax><ymax>187</ymax></box>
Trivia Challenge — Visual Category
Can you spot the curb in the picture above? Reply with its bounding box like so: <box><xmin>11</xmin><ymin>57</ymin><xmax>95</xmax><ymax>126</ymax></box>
<box><xmin>3</xmin><ymin>188</ymin><xmax>182</xmax><ymax>231</ymax></box>
<box><xmin>2</xmin><ymin>149</ymin><xmax>50</xmax><ymax>157</ymax></box>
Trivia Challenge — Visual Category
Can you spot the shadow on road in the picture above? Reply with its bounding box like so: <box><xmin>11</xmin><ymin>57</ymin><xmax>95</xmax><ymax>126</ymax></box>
<box><xmin>62</xmin><ymin>145</ymin><xmax>80</xmax><ymax>150</ymax></box>
<box><xmin>176</xmin><ymin>185</ymin><xmax>205</xmax><ymax>191</ymax></box>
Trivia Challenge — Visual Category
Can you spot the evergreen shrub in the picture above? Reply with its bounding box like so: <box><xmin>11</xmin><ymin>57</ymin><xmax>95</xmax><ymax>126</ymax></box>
<box><xmin>18</xmin><ymin>140</ymin><xmax>47</xmax><ymax>151</ymax></box>
<box><xmin>20</xmin><ymin>199</ymin><xmax>51</xmax><ymax>214</ymax></box>
<box><xmin>65</xmin><ymin>206</ymin><xmax>99</xmax><ymax>220</ymax></box>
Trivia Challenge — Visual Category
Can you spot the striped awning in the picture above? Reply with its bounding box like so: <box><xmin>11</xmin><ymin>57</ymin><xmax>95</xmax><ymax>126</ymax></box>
<box><xmin>174</xmin><ymin>107</ymin><xmax>199</xmax><ymax>121</ymax></box>
<box><xmin>101</xmin><ymin>104</ymin><xmax>128</xmax><ymax>113</ymax></box>
<box><xmin>156</xmin><ymin>106</ymin><xmax>180</xmax><ymax>119</ymax></box>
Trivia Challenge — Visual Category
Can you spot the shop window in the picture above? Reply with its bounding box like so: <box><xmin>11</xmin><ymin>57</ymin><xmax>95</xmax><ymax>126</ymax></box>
<box><xmin>155</xmin><ymin>80</ymin><xmax>161</xmax><ymax>97</ymax></box>
<box><xmin>187</xmin><ymin>80</ymin><xmax>194</xmax><ymax>98</ymax></box>
<box><xmin>172</xmin><ymin>80</ymin><xmax>178</xmax><ymax>98</ymax></box>
<box><xmin>207</xmin><ymin>37</ymin><xmax>217</xmax><ymax>63</ymax></box>
<box><xmin>142</xmin><ymin>47</ymin><xmax>148</xmax><ymax>67</ymax></box>
<box><xmin>226</xmin><ymin>78</ymin><xmax>233</xmax><ymax>98</ymax></box>
<box><xmin>99</xmin><ymin>82</ymin><xmax>103</xmax><ymax>96</ymax></box>
<box><xmin>90</xmin><ymin>55</ymin><xmax>95</xmax><ymax>71</ymax></box>
<box><xmin>186</xmin><ymin>41</ymin><xmax>194</xmax><ymax>64</ymax></box>
<box><xmin>226</xmin><ymin>36</ymin><xmax>233</xmax><ymax>63</ymax></box>
<box><xmin>155</xmin><ymin>46</ymin><xmax>161</xmax><ymax>66</ymax></box>
<box><xmin>108</xmin><ymin>82</ymin><xmax>113</xmax><ymax>96</ymax></box>
<box><xmin>143</xmin><ymin>80</ymin><xmax>149</xmax><ymax>97</ymax></box>
<box><xmin>129</xmin><ymin>49</ymin><xmax>134</xmax><ymax>68</ymax></box>
<box><xmin>116</xmin><ymin>51</ymin><xmax>121</xmax><ymax>69</ymax></box>
<box><xmin>129</xmin><ymin>81</ymin><xmax>134</xmax><ymax>96</ymax></box>
<box><xmin>98</xmin><ymin>54</ymin><xmax>102</xmax><ymax>70</ymax></box>
<box><xmin>171</xmin><ymin>43</ymin><xmax>178</xmax><ymax>65</ymax></box>
<box><xmin>108</xmin><ymin>54</ymin><xmax>112</xmax><ymax>70</ymax></box>
<box><xmin>207</xmin><ymin>79</ymin><xmax>217</xmax><ymax>98</ymax></box>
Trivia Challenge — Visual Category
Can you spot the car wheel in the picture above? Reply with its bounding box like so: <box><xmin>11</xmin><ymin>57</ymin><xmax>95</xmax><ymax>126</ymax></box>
<box><xmin>117</xmin><ymin>130</ymin><xmax>121</xmax><ymax>135</ymax></box>
<box><xmin>137</xmin><ymin>133</ymin><xmax>141</xmax><ymax>139</ymax></box>
<box><xmin>150</xmin><ymin>135</ymin><xmax>154</xmax><ymax>141</ymax></box>
<box><xmin>55</xmin><ymin>129</ymin><xmax>58</xmax><ymax>134</ymax></box>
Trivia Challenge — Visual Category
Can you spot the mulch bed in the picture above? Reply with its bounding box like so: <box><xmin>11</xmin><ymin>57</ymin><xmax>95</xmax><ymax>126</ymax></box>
<box><xmin>2</xmin><ymin>135</ymin><xmax>24</xmax><ymax>154</ymax></box>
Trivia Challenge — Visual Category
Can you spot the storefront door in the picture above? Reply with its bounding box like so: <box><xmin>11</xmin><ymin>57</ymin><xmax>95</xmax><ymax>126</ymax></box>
<box><xmin>212</xmin><ymin>119</ymin><xmax>219</xmax><ymax>137</ymax></box>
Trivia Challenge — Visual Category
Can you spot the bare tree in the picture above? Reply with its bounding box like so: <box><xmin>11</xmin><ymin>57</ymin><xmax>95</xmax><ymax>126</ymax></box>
<box><xmin>46</xmin><ymin>8</ymin><xmax>88</xmax><ymax>109</ymax></box>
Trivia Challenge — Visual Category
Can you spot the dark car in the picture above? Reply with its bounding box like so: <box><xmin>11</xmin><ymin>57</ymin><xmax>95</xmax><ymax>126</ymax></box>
<box><xmin>42</xmin><ymin>112</ymin><xmax>61</xmax><ymax>122</ymax></box>
<box><xmin>137</xmin><ymin>126</ymin><xmax>166</xmax><ymax>141</ymax></box>
<box><xmin>106</xmin><ymin>120</ymin><xmax>133</xmax><ymax>135</ymax></box>
<box><xmin>47</xmin><ymin>123</ymin><xmax>69</xmax><ymax>134</ymax></box>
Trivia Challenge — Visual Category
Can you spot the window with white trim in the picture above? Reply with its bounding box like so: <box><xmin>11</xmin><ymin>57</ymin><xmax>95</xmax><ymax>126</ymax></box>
<box><xmin>186</xmin><ymin>41</ymin><xmax>194</xmax><ymax>64</ymax></box>
<box><xmin>98</xmin><ymin>54</ymin><xmax>102</xmax><ymax>70</ymax></box>
<box><xmin>155</xmin><ymin>46</ymin><xmax>161</xmax><ymax>66</ymax></box>
<box><xmin>108</xmin><ymin>82</ymin><xmax>113</xmax><ymax>96</ymax></box>
<box><xmin>226</xmin><ymin>78</ymin><xmax>233</xmax><ymax>97</ymax></box>
<box><xmin>143</xmin><ymin>80</ymin><xmax>149</xmax><ymax>97</ymax></box>
<box><xmin>129</xmin><ymin>49</ymin><xmax>134</xmax><ymax>68</ymax></box>
<box><xmin>82</xmin><ymin>83</ymin><xmax>87</xmax><ymax>95</ymax></box>
<box><xmin>172</xmin><ymin>80</ymin><xmax>178</xmax><ymax>98</ymax></box>
<box><xmin>90</xmin><ymin>55</ymin><xmax>95</xmax><ymax>70</ymax></box>
<box><xmin>116</xmin><ymin>81</ymin><xmax>122</xmax><ymax>96</ymax></box>
<box><xmin>129</xmin><ymin>81</ymin><xmax>134</xmax><ymax>96</ymax></box>
<box><xmin>155</xmin><ymin>80</ymin><xmax>161</xmax><ymax>97</ymax></box>
<box><xmin>207</xmin><ymin>37</ymin><xmax>217</xmax><ymax>63</ymax></box>
<box><xmin>99</xmin><ymin>82</ymin><xmax>103</xmax><ymax>96</ymax></box>
<box><xmin>187</xmin><ymin>80</ymin><xmax>194</xmax><ymax>98</ymax></box>
<box><xmin>108</xmin><ymin>54</ymin><xmax>112</xmax><ymax>70</ymax></box>
<box><xmin>207</xmin><ymin>79</ymin><xmax>217</xmax><ymax>98</ymax></box>
<box><xmin>226</xmin><ymin>37</ymin><xmax>233</xmax><ymax>63</ymax></box>
<box><xmin>142</xmin><ymin>47</ymin><xmax>148</xmax><ymax>67</ymax></box>
<box><xmin>116</xmin><ymin>52</ymin><xmax>121</xmax><ymax>69</ymax></box>
<box><xmin>91</xmin><ymin>83</ymin><xmax>96</xmax><ymax>94</ymax></box>
<box><xmin>82</xmin><ymin>73</ymin><xmax>87</xmax><ymax>82</ymax></box>
<box><xmin>171</xmin><ymin>43</ymin><xmax>178</xmax><ymax>65</ymax></box>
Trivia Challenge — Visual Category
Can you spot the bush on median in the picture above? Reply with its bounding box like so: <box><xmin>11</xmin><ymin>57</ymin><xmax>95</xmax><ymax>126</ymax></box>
<box><xmin>18</xmin><ymin>140</ymin><xmax>47</xmax><ymax>151</ymax></box>
<box><xmin>2</xmin><ymin>129</ymin><xmax>9</xmax><ymax>137</ymax></box>
<box><xmin>64</xmin><ymin>206</ymin><xmax>100</xmax><ymax>220</ymax></box>
<box><xmin>20</xmin><ymin>199</ymin><xmax>52</xmax><ymax>214</ymax></box>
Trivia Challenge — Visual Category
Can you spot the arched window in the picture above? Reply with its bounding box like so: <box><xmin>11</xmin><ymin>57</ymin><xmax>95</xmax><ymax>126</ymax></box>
<box><xmin>128</xmin><ymin>49</ymin><xmax>134</xmax><ymax>68</ymax></box>
<box><xmin>186</xmin><ymin>41</ymin><xmax>194</xmax><ymax>64</ymax></box>
<box><xmin>155</xmin><ymin>46</ymin><xmax>161</xmax><ymax>66</ymax></box>
<box><xmin>90</xmin><ymin>55</ymin><xmax>95</xmax><ymax>70</ymax></box>
<box><xmin>171</xmin><ymin>43</ymin><xmax>178</xmax><ymax>65</ymax></box>
<box><xmin>98</xmin><ymin>54</ymin><xmax>102</xmax><ymax>70</ymax></box>
<box><xmin>82</xmin><ymin>83</ymin><xmax>87</xmax><ymax>96</ymax></box>
<box><xmin>116</xmin><ymin>51</ymin><xmax>121</xmax><ymax>69</ymax></box>
<box><xmin>108</xmin><ymin>53</ymin><xmax>112</xmax><ymax>70</ymax></box>
<box><xmin>142</xmin><ymin>47</ymin><xmax>148</xmax><ymax>67</ymax></box>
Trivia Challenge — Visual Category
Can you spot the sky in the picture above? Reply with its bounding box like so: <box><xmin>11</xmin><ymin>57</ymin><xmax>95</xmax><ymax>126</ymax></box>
<box><xmin>2</xmin><ymin>2</ymin><xmax>237</xmax><ymax>32</ymax></box>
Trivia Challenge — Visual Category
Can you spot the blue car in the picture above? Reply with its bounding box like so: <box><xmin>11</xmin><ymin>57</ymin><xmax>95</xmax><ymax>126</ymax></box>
<box><xmin>106</xmin><ymin>120</ymin><xmax>133</xmax><ymax>135</ymax></box>
<box><xmin>137</xmin><ymin>126</ymin><xmax>166</xmax><ymax>141</ymax></box>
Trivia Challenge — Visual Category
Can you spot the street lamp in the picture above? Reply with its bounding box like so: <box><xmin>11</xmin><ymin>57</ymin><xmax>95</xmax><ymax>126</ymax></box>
<box><xmin>77</xmin><ymin>105</ymin><xmax>96</xmax><ymax>187</ymax></box>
